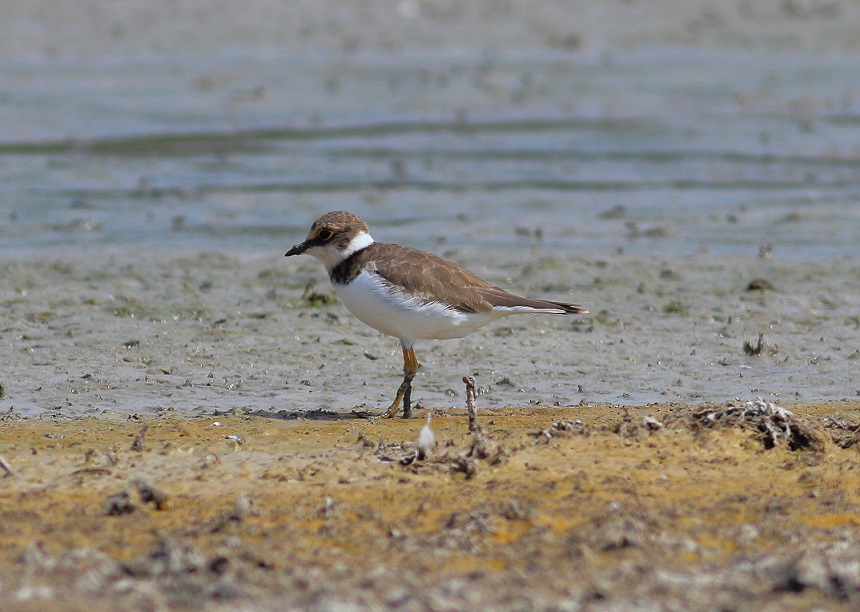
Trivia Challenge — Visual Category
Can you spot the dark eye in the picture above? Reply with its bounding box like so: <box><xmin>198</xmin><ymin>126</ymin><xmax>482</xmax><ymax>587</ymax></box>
<box><xmin>318</xmin><ymin>229</ymin><xmax>334</xmax><ymax>241</ymax></box>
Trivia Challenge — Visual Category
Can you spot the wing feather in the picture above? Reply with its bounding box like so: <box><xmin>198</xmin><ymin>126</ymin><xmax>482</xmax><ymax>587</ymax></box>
<box><xmin>347</xmin><ymin>243</ymin><xmax>587</xmax><ymax>315</ymax></box>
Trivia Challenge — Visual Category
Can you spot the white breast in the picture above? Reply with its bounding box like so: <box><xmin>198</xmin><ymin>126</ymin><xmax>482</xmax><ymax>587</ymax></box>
<box><xmin>334</xmin><ymin>270</ymin><xmax>501</xmax><ymax>342</ymax></box>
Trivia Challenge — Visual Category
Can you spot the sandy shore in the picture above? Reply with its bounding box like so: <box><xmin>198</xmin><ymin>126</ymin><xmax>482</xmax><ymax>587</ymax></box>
<box><xmin>1</xmin><ymin>400</ymin><xmax>859</xmax><ymax>610</ymax></box>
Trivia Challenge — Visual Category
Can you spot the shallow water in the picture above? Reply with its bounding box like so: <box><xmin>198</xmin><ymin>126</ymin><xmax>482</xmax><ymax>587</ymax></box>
<box><xmin>2</xmin><ymin>24</ymin><xmax>860</xmax><ymax>417</ymax></box>
<box><xmin>3</xmin><ymin>50</ymin><xmax>859</xmax><ymax>259</ymax></box>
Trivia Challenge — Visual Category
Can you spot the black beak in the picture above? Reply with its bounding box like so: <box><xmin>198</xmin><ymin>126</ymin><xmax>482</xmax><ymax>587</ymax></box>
<box><xmin>285</xmin><ymin>242</ymin><xmax>309</xmax><ymax>257</ymax></box>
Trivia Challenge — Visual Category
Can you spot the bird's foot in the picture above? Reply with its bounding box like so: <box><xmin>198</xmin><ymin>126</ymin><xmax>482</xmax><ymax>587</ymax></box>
<box><xmin>376</xmin><ymin>377</ymin><xmax>413</xmax><ymax>419</ymax></box>
<box><xmin>375</xmin><ymin>346</ymin><xmax>418</xmax><ymax>419</ymax></box>
<box><xmin>402</xmin><ymin>385</ymin><xmax>413</xmax><ymax>420</ymax></box>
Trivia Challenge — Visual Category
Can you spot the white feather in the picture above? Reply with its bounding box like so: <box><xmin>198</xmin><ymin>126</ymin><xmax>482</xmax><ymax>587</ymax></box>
<box><xmin>307</xmin><ymin>231</ymin><xmax>375</xmax><ymax>273</ymax></box>
<box><xmin>417</xmin><ymin>418</ymin><xmax>435</xmax><ymax>456</ymax></box>
<box><xmin>335</xmin><ymin>270</ymin><xmax>506</xmax><ymax>342</ymax></box>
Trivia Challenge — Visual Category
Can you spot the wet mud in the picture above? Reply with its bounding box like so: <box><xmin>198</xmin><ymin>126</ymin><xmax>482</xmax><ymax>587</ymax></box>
<box><xmin>2</xmin><ymin>248</ymin><xmax>858</xmax><ymax>419</ymax></box>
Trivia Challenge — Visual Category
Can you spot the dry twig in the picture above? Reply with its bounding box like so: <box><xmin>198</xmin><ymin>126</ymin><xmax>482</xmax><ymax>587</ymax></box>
<box><xmin>130</xmin><ymin>424</ymin><xmax>148</xmax><ymax>452</ymax></box>
<box><xmin>463</xmin><ymin>376</ymin><xmax>480</xmax><ymax>433</ymax></box>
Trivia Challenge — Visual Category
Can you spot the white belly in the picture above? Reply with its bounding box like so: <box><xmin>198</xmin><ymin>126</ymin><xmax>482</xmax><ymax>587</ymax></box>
<box><xmin>334</xmin><ymin>270</ymin><xmax>500</xmax><ymax>342</ymax></box>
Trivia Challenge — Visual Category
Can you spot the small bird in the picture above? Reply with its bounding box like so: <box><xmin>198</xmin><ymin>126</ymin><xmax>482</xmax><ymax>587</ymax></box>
<box><xmin>286</xmin><ymin>211</ymin><xmax>588</xmax><ymax>418</ymax></box>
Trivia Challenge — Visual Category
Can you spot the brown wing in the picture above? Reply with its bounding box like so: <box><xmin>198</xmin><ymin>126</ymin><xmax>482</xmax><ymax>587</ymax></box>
<box><xmin>359</xmin><ymin>243</ymin><xmax>587</xmax><ymax>315</ymax></box>
<box><xmin>368</xmin><ymin>244</ymin><xmax>496</xmax><ymax>313</ymax></box>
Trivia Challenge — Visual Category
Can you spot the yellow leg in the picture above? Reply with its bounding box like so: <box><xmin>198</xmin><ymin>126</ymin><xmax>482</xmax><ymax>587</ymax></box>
<box><xmin>379</xmin><ymin>346</ymin><xmax>419</xmax><ymax>419</ymax></box>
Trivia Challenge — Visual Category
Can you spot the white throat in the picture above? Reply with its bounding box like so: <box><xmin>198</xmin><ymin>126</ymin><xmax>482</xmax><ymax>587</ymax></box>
<box><xmin>310</xmin><ymin>230</ymin><xmax>374</xmax><ymax>273</ymax></box>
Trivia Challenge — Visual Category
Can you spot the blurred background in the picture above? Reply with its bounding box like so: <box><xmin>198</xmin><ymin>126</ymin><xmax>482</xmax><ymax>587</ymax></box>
<box><xmin>1</xmin><ymin>0</ymin><xmax>859</xmax><ymax>259</ymax></box>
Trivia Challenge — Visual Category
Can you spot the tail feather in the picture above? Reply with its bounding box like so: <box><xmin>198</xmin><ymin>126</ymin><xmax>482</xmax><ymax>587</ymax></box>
<box><xmin>543</xmin><ymin>300</ymin><xmax>589</xmax><ymax>315</ymax></box>
<box><xmin>478</xmin><ymin>286</ymin><xmax>589</xmax><ymax>315</ymax></box>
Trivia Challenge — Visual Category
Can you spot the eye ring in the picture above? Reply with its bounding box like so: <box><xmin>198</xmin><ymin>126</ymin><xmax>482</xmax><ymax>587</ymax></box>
<box><xmin>318</xmin><ymin>229</ymin><xmax>334</xmax><ymax>241</ymax></box>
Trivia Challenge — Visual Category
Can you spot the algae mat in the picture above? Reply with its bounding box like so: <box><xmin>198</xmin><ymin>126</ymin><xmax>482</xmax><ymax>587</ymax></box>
<box><xmin>1</xmin><ymin>402</ymin><xmax>859</xmax><ymax>610</ymax></box>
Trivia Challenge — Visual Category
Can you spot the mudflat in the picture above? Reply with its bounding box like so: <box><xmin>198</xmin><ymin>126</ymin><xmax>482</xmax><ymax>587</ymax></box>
<box><xmin>1</xmin><ymin>243</ymin><xmax>859</xmax><ymax>608</ymax></box>
<box><xmin>3</xmin><ymin>0</ymin><xmax>860</xmax><ymax>608</ymax></box>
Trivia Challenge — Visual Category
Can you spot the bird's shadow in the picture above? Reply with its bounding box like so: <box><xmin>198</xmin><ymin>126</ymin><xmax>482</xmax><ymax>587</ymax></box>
<box><xmin>245</xmin><ymin>407</ymin><xmax>380</xmax><ymax>421</ymax></box>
